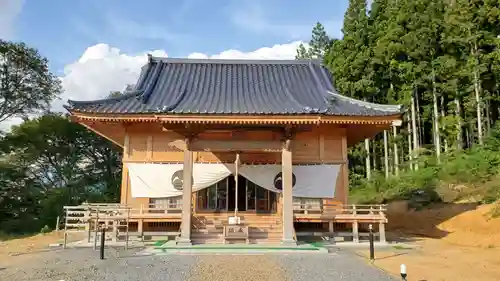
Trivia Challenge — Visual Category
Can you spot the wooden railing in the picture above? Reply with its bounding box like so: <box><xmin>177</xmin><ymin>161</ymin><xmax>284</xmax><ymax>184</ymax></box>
<box><xmin>63</xmin><ymin>202</ymin><xmax>183</xmax><ymax>230</ymax></box>
<box><xmin>63</xmin><ymin>201</ymin><xmax>388</xmax><ymax>231</ymax></box>
<box><xmin>293</xmin><ymin>202</ymin><xmax>387</xmax><ymax>221</ymax></box>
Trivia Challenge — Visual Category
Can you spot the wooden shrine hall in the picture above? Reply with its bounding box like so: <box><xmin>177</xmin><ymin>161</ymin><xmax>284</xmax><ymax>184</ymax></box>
<box><xmin>64</xmin><ymin>57</ymin><xmax>403</xmax><ymax>246</ymax></box>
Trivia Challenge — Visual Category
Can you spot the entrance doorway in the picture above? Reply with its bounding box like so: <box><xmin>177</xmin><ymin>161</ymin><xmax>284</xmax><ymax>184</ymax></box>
<box><xmin>227</xmin><ymin>175</ymin><xmax>247</xmax><ymax>212</ymax></box>
<box><xmin>196</xmin><ymin>175</ymin><xmax>277</xmax><ymax>213</ymax></box>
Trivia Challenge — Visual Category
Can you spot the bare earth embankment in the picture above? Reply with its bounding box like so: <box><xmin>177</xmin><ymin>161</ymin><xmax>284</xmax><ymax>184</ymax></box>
<box><xmin>358</xmin><ymin>203</ymin><xmax>500</xmax><ymax>281</ymax></box>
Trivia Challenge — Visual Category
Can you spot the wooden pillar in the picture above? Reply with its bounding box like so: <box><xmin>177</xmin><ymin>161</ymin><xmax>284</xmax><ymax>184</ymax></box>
<box><xmin>112</xmin><ymin>221</ymin><xmax>118</xmax><ymax>242</ymax></box>
<box><xmin>329</xmin><ymin>221</ymin><xmax>335</xmax><ymax>241</ymax></box>
<box><xmin>234</xmin><ymin>153</ymin><xmax>240</xmax><ymax>218</ymax></box>
<box><xmin>352</xmin><ymin>221</ymin><xmax>359</xmax><ymax>243</ymax></box>
<box><xmin>379</xmin><ymin>222</ymin><xmax>386</xmax><ymax>243</ymax></box>
<box><xmin>281</xmin><ymin>139</ymin><xmax>296</xmax><ymax>246</ymax></box>
<box><xmin>177</xmin><ymin>140</ymin><xmax>193</xmax><ymax>246</ymax></box>
<box><xmin>138</xmin><ymin>219</ymin><xmax>144</xmax><ymax>241</ymax></box>
<box><xmin>341</xmin><ymin>130</ymin><xmax>349</xmax><ymax>204</ymax></box>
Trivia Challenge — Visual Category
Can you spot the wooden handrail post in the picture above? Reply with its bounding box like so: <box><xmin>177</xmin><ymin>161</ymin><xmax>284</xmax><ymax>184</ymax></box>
<box><xmin>353</xmin><ymin>205</ymin><xmax>357</xmax><ymax>216</ymax></box>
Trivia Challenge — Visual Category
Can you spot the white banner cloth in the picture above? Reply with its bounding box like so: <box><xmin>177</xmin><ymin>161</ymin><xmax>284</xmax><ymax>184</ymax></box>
<box><xmin>240</xmin><ymin>164</ymin><xmax>340</xmax><ymax>198</ymax></box>
<box><xmin>128</xmin><ymin>163</ymin><xmax>231</xmax><ymax>198</ymax></box>
<box><xmin>128</xmin><ymin>163</ymin><xmax>340</xmax><ymax>199</ymax></box>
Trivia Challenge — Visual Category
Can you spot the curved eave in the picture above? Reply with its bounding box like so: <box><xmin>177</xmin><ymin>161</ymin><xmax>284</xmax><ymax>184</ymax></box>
<box><xmin>327</xmin><ymin>91</ymin><xmax>404</xmax><ymax>115</ymax></box>
<box><xmin>66</xmin><ymin>90</ymin><xmax>143</xmax><ymax>108</ymax></box>
<box><xmin>68</xmin><ymin>112</ymin><xmax>402</xmax><ymax>126</ymax></box>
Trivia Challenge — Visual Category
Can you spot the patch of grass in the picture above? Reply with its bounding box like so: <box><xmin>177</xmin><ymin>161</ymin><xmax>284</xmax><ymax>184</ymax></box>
<box><xmin>0</xmin><ymin>231</ymin><xmax>33</xmax><ymax>242</ymax></box>
<box><xmin>152</xmin><ymin>240</ymin><xmax>168</xmax><ymax>247</ymax></box>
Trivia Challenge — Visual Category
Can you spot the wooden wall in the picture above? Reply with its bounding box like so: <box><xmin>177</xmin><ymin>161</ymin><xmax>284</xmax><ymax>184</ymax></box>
<box><xmin>120</xmin><ymin>123</ymin><xmax>349</xmax><ymax>207</ymax></box>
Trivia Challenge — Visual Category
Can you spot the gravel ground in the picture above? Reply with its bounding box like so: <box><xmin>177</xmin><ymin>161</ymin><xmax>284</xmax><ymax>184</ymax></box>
<box><xmin>0</xmin><ymin>247</ymin><xmax>397</xmax><ymax>281</ymax></box>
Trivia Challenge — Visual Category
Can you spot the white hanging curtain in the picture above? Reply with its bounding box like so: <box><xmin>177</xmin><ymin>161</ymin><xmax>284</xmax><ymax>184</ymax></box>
<box><xmin>193</xmin><ymin>163</ymin><xmax>233</xmax><ymax>190</ymax></box>
<box><xmin>291</xmin><ymin>165</ymin><xmax>340</xmax><ymax>198</ymax></box>
<box><xmin>128</xmin><ymin>163</ymin><xmax>232</xmax><ymax>198</ymax></box>
<box><xmin>239</xmin><ymin>164</ymin><xmax>341</xmax><ymax>198</ymax></box>
<box><xmin>128</xmin><ymin>163</ymin><xmax>341</xmax><ymax>199</ymax></box>
<box><xmin>239</xmin><ymin>165</ymin><xmax>282</xmax><ymax>193</ymax></box>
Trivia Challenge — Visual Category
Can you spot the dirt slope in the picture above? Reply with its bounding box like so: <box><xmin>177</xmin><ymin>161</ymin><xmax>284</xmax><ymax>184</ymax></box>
<box><xmin>360</xmin><ymin>203</ymin><xmax>500</xmax><ymax>281</ymax></box>
<box><xmin>388</xmin><ymin>203</ymin><xmax>500</xmax><ymax>247</ymax></box>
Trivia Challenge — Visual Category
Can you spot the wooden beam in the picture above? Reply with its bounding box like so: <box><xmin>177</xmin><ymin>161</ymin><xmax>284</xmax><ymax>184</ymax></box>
<box><xmin>190</xmin><ymin>139</ymin><xmax>282</xmax><ymax>152</ymax></box>
<box><xmin>72</xmin><ymin>112</ymin><xmax>403</xmax><ymax>125</ymax></box>
<box><xmin>78</xmin><ymin>122</ymin><xmax>124</xmax><ymax>147</ymax></box>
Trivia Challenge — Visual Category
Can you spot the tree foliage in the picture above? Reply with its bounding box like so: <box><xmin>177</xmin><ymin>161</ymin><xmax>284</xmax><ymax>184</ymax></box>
<box><xmin>0</xmin><ymin>40</ymin><xmax>61</xmax><ymax>123</ymax></box>
<box><xmin>0</xmin><ymin>40</ymin><xmax>121</xmax><ymax>235</ymax></box>
<box><xmin>0</xmin><ymin>114</ymin><xmax>122</xmax><ymax>234</ymax></box>
<box><xmin>302</xmin><ymin>0</ymin><xmax>500</xmax><ymax>203</ymax></box>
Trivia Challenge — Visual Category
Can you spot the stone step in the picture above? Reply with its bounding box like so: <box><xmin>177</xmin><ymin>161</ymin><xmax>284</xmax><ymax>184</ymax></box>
<box><xmin>192</xmin><ymin>229</ymin><xmax>224</xmax><ymax>234</ymax></box>
<box><xmin>191</xmin><ymin>239</ymin><xmax>225</xmax><ymax>244</ymax></box>
<box><xmin>248</xmin><ymin>239</ymin><xmax>284</xmax><ymax>244</ymax></box>
<box><xmin>194</xmin><ymin>216</ymin><xmax>281</xmax><ymax>221</ymax></box>
<box><xmin>193</xmin><ymin>220</ymin><xmax>282</xmax><ymax>226</ymax></box>
<box><xmin>250</xmin><ymin>232</ymin><xmax>283</xmax><ymax>238</ymax></box>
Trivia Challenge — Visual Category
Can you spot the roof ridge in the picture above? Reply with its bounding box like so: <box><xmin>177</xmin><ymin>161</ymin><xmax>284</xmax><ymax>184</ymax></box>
<box><xmin>147</xmin><ymin>56</ymin><xmax>323</xmax><ymax>65</ymax></box>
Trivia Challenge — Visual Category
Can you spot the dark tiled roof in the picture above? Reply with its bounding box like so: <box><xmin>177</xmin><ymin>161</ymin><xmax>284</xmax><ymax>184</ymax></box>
<box><xmin>66</xmin><ymin>57</ymin><xmax>403</xmax><ymax>116</ymax></box>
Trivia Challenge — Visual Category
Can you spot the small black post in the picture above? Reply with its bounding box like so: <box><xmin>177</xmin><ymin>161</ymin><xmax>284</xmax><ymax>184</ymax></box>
<box><xmin>100</xmin><ymin>227</ymin><xmax>105</xmax><ymax>260</ymax></box>
<box><xmin>369</xmin><ymin>224</ymin><xmax>375</xmax><ymax>261</ymax></box>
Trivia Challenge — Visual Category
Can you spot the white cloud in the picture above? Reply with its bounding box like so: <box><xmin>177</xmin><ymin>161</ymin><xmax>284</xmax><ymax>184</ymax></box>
<box><xmin>58</xmin><ymin>41</ymin><xmax>306</xmax><ymax>109</ymax></box>
<box><xmin>0</xmin><ymin>0</ymin><xmax>25</xmax><ymax>40</ymax></box>
<box><xmin>55</xmin><ymin>44</ymin><xmax>168</xmax><ymax>111</ymax></box>
<box><xmin>188</xmin><ymin>41</ymin><xmax>305</xmax><ymax>60</ymax></box>
<box><xmin>1</xmin><ymin>40</ymin><xmax>307</xmax><ymax>131</ymax></box>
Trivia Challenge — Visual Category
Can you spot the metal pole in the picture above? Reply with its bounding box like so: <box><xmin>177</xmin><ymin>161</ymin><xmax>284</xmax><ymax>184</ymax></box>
<box><xmin>56</xmin><ymin>216</ymin><xmax>60</xmax><ymax>231</ymax></box>
<box><xmin>100</xmin><ymin>227</ymin><xmax>105</xmax><ymax>260</ymax></box>
<box><xmin>369</xmin><ymin>224</ymin><xmax>375</xmax><ymax>261</ymax></box>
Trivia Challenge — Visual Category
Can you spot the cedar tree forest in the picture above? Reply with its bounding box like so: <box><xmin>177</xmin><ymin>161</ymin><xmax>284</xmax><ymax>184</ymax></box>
<box><xmin>1</xmin><ymin>0</ymin><xmax>500</xmax><ymax>236</ymax></box>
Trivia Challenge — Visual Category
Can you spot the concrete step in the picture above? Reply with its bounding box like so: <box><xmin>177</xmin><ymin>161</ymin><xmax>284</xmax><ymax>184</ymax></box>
<box><xmin>248</xmin><ymin>239</ymin><xmax>284</xmax><ymax>244</ymax></box>
<box><xmin>191</xmin><ymin>238</ymin><xmax>225</xmax><ymax>244</ymax></box>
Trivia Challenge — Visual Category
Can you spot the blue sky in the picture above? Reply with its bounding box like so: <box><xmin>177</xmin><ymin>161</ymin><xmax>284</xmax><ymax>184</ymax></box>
<box><xmin>0</xmin><ymin>0</ymin><xmax>352</xmax><ymax>128</ymax></box>
<box><xmin>8</xmin><ymin>0</ymin><xmax>347</xmax><ymax>71</ymax></box>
